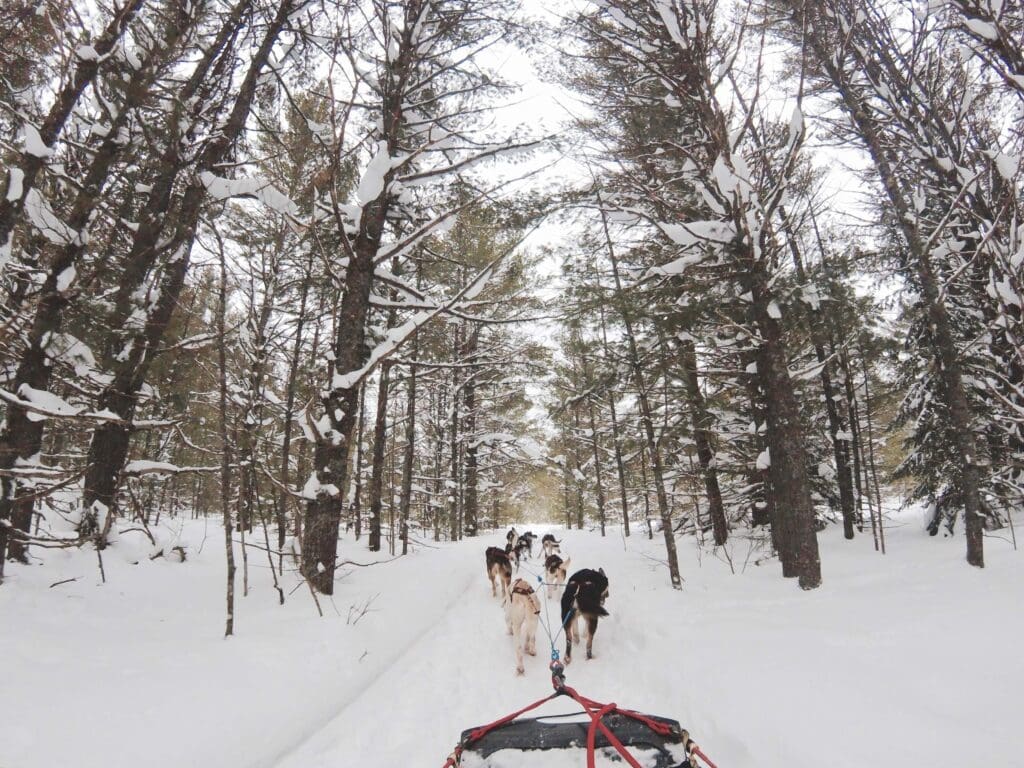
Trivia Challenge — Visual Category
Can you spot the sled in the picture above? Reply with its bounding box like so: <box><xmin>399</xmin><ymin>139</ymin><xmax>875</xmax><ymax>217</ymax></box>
<box><xmin>442</xmin><ymin>660</ymin><xmax>714</xmax><ymax>768</ymax></box>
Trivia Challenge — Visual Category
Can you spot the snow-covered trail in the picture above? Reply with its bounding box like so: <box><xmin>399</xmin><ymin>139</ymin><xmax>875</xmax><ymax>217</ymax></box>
<box><xmin>271</xmin><ymin>528</ymin><xmax>763</xmax><ymax>767</ymax></box>
<box><xmin>2</xmin><ymin>513</ymin><xmax>1022</xmax><ymax>768</ymax></box>
<box><xmin>271</xmin><ymin>522</ymin><xmax>1024</xmax><ymax>768</ymax></box>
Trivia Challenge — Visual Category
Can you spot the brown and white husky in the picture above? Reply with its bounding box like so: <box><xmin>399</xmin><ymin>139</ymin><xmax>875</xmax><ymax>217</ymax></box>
<box><xmin>503</xmin><ymin>578</ymin><xmax>541</xmax><ymax>675</ymax></box>
<box><xmin>544</xmin><ymin>554</ymin><xmax>571</xmax><ymax>600</ymax></box>
<box><xmin>541</xmin><ymin>533</ymin><xmax>561</xmax><ymax>557</ymax></box>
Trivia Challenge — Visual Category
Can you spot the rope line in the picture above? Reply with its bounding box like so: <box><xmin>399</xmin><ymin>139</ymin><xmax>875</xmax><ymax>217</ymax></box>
<box><xmin>515</xmin><ymin>560</ymin><xmax>574</xmax><ymax>655</ymax></box>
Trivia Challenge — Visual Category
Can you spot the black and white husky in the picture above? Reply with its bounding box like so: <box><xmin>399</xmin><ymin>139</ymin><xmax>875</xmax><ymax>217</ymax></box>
<box><xmin>560</xmin><ymin>568</ymin><xmax>609</xmax><ymax>663</ymax></box>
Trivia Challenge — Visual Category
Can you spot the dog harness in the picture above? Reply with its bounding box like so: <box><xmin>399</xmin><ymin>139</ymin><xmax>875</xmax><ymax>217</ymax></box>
<box><xmin>511</xmin><ymin>580</ymin><xmax>541</xmax><ymax>614</ymax></box>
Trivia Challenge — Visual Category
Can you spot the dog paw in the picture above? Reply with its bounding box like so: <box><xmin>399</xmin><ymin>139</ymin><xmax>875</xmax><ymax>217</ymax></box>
<box><xmin>516</xmin><ymin>667</ymin><xmax>524</xmax><ymax>676</ymax></box>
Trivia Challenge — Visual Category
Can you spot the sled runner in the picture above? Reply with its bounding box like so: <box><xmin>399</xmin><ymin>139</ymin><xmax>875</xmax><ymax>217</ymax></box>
<box><xmin>442</xmin><ymin>659</ymin><xmax>717</xmax><ymax>768</ymax></box>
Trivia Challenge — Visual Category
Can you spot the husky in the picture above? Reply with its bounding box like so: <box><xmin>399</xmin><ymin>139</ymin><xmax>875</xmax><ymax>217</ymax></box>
<box><xmin>544</xmin><ymin>554</ymin><xmax>570</xmax><ymax>600</ymax></box>
<box><xmin>503</xmin><ymin>578</ymin><xmax>541</xmax><ymax>675</ymax></box>
<box><xmin>513</xmin><ymin>531</ymin><xmax>538</xmax><ymax>565</ymax></box>
<box><xmin>506</xmin><ymin>527</ymin><xmax>518</xmax><ymax>547</ymax></box>
<box><xmin>485</xmin><ymin>546</ymin><xmax>513</xmax><ymax>598</ymax></box>
<box><xmin>541</xmin><ymin>533</ymin><xmax>561</xmax><ymax>557</ymax></box>
<box><xmin>560</xmin><ymin>568</ymin><xmax>609</xmax><ymax>663</ymax></box>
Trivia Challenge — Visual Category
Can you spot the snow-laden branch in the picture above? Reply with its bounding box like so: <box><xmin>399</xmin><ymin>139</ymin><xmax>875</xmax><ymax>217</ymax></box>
<box><xmin>330</xmin><ymin>254</ymin><xmax>503</xmax><ymax>392</ymax></box>
<box><xmin>122</xmin><ymin>461</ymin><xmax>225</xmax><ymax>477</ymax></box>
<box><xmin>0</xmin><ymin>387</ymin><xmax>174</xmax><ymax>428</ymax></box>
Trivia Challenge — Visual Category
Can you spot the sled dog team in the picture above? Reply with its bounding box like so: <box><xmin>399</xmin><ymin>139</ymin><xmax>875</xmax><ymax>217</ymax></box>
<box><xmin>485</xmin><ymin>527</ymin><xmax>609</xmax><ymax>675</ymax></box>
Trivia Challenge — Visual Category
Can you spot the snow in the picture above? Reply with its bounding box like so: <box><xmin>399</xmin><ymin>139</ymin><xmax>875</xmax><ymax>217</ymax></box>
<box><xmin>357</xmin><ymin>140</ymin><xmax>392</xmax><ymax>205</ymax></box>
<box><xmin>652</xmin><ymin>1</ymin><xmax>687</xmax><ymax>50</ymax></box>
<box><xmin>24</xmin><ymin>189</ymin><xmax>77</xmax><ymax>245</ymax></box>
<box><xmin>963</xmin><ymin>18</ymin><xmax>999</xmax><ymax>40</ymax></box>
<box><xmin>755</xmin><ymin>447</ymin><xmax>771</xmax><ymax>469</ymax></box>
<box><xmin>56</xmin><ymin>265</ymin><xmax>76</xmax><ymax>293</ymax></box>
<box><xmin>657</xmin><ymin>220</ymin><xmax>735</xmax><ymax>247</ymax></box>
<box><xmin>6</xmin><ymin>168</ymin><xmax>24</xmax><ymax>201</ymax></box>
<box><xmin>199</xmin><ymin>172</ymin><xmax>299</xmax><ymax>217</ymax></box>
<box><xmin>21</xmin><ymin>122</ymin><xmax>53</xmax><ymax>158</ymax></box>
<box><xmin>302</xmin><ymin>473</ymin><xmax>322</xmax><ymax>499</ymax></box>
<box><xmin>123</xmin><ymin>460</ymin><xmax>180</xmax><ymax>475</ymax></box>
<box><xmin>76</xmin><ymin>44</ymin><xmax>100</xmax><ymax>61</ymax></box>
<box><xmin>16</xmin><ymin>383</ymin><xmax>80</xmax><ymax>419</ymax></box>
<box><xmin>788</xmin><ymin>106</ymin><xmax>803</xmax><ymax>146</ymax></box>
<box><xmin>1</xmin><ymin>508</ymin><xmax>1022</xmax><ymax>768</ymax></box>
<box><xmin>712</xmin><ymin>155</ymin><xmax>751</xmax><ymax>200</ymax></box>
<box><xmin>992</xmin><ymin>151</ymin><xmax>1018</xmax><ymax>181</ymax></box>
<box><xmin>45</xmin><ymin>333</ymin><xmax>98</xmax><ymax>377</ymax></box>
<box><xmin>799</xmin><ymin>285</ymin><xmax>821</xmax><ymax>311</ymax></box>
<box><xmin>644</xmin><ymin>253</ymin><xmax>703</xmax><ymax>278</ymax></box>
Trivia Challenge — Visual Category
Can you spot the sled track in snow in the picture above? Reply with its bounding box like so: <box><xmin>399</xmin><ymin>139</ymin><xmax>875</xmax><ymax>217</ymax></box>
<box><xmin>257</xmin><ymin>564</ymin><xmax>482</xmax><ymax>768</ymax></box>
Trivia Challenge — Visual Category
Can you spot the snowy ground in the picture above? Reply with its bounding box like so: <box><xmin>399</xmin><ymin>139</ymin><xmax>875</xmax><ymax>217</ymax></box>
<box><xmin>1</xmin><ymin>507</ymin><xmax>1021</xmax><ymax>768</ymax></box>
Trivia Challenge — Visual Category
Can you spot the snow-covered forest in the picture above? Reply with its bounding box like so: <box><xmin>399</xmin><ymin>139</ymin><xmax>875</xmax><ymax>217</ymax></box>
<box><xmin>1</xmin><ymin>0</ymin><xmax>1022</xmax><ymax>766</ymax></box>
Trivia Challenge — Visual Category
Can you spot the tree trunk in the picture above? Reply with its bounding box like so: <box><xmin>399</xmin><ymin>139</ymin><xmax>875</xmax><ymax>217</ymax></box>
<box><xmin>278</xmin><ymin>250</ymin><xmax>315</xmax><ymax>551</ymax></box>
<box><xmin>367</xmin><ymin>363</ymin><xmax>391</xmax><ymax>552</ymax></box>
<box><xmin>352</xmin><ymin>386</ymin><xmax>366</xmax><ymax>541</ymax></box>
<box><xmin>746</xmin><ymin>259</ymin><xmax>822</xmax><ymax>589</ymax></box>
<box><xmin>218</xmin><ymin>226</ymin><xmax>236</xmax><ymax>637</ymax></box>
<box><xmin>600</xmin><ymin>205</ymin><xmax>681</xmax><ymax>588</ymax></box>
<box><xmin>448</xmin><ymin>338</ymin><xmax>461</xmax><ymax>541</ymax></box>
<box><xmin>797</xmin><ymin>0</ymin><xmax>985</xmax><ymax>567</ymax></box>
<box><xmin>398</xmin><ymin>346</ymin><xmax>417</xmax><ymax>555</ymax></box>
<box><xmin>679</xmin><ymin>339</ymin><xmax>728</xmax><ymax>545</ymax></box>
<box><xmin>587</xmin><ymin>399</ymin><xmax>607</xmax><ymax>536</ymax></box>
<box><xmin>782</xmin><ymin>207</ymin><xmax>857</xmax><ymax>538</ymax></box>
<box><xmin>462</xmin><ymin>327</ymin><xmax>480</xmax><ymax>537</ymax></box>
<box><xmin>0</xmin><ymin>1</ymin><xmax>197</xmax><ymax>568</ymax></box>
<box><xmin>432</xmin><ymin>386</ymin><xmax>444</xmax><ymax>542</ymax></box>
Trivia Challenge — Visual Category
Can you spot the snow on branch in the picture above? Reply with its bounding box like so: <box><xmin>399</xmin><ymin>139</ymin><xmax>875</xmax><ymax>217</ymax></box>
<box><xmin>0</xmin><ymin>387</ymin><xmax>172</xmax><ymax>428</ymax></box>
<box><xmin>374</xmin><ymin>166</ymin><xmax>549</xmax><ymax>267</ymax></box>
<box><xmin>399</xmin><ymin>138</ymin><xmax>546</xmax><ymax>185</ymax></box>
<box><xmin>331</xmin><ymin>255</ymin><xmax>503</xmax><ymax>392</ymax></box>
<box><xmin>199</xmin><ymin>172</ymin><xmax>299</xmax><ymax>220</ymax></box>
<box><xmin>122</xmin><ymin>461</ymin><xmax>223</xmax><ymax>477</ymax></box>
